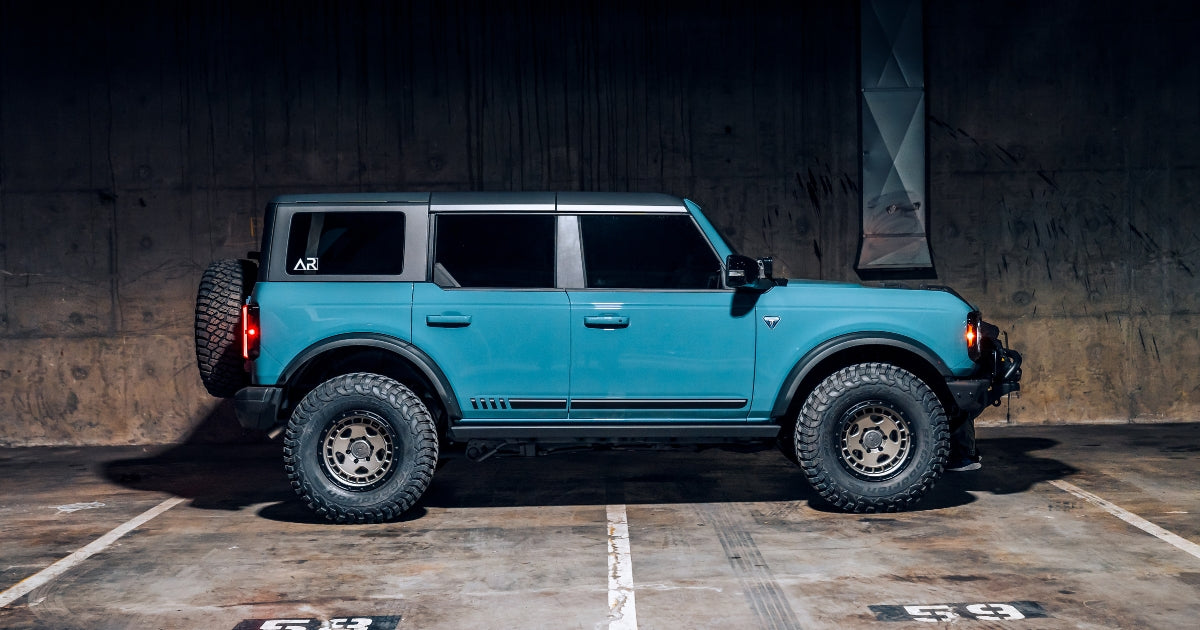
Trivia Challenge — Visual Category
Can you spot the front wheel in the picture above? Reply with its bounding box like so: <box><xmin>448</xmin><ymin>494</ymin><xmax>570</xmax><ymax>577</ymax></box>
<box><xmin>795</xmin><ymin>363</ymin><xmax>948</xmax><ymax>513</ymax></box>
<box><xmin>284</xmin><ymin>373</ymin><xmax>439</xmax><ymax>523</ymax></box>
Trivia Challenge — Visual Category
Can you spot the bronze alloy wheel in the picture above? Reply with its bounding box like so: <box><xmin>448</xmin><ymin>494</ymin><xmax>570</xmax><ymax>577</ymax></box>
<box><xmin>837</xmin><ymin>401</ymin><xmax>912</xmax><ymax>480</ymax></box>
<box><xmin>320</xmin><ymin>410</ymin><xmax>397</xmax><ymax>490</ymax></box>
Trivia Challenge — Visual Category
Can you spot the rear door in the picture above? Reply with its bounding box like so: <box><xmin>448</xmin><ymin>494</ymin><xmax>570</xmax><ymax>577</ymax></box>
<box><xmin>412</xmin><ymin>212</ymin><xmax>570</xmax><ymax>421</ymax></box>
<box><xmin>566</xmin><ymin>213</ymin><xmax>756</xmax><ymax>421</ymax></box>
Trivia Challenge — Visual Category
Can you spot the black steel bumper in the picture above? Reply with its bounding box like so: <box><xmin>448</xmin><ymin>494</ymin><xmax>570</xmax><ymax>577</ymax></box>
<box><xmin>946</xmin><ymin>343</ymin><xmax>1023</xmax><ymax>418</ymax></box>
<box><xmin>234</xmin><ymin>386</ymin><xmax>284</xmax><ymax>430</ymax></box>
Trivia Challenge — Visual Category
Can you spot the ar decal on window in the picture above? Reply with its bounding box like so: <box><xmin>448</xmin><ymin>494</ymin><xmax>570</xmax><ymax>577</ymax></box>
<box><xmin>294</xmin><ymin>257</ymin><xmax>319</xmax><ymax>272</ymax></box>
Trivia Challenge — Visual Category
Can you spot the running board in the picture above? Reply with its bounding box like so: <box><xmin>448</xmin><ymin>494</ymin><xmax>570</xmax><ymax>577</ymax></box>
<box><xmin>446</xmin><ymin>423</ymin><xmax>780</xmax><ymax>441</ymax></box>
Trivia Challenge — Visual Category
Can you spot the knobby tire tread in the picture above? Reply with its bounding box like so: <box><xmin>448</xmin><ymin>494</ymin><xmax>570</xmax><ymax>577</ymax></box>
<box><xmin>795</xmin><ymin>363</ymin><xmax>948</xmax><ymax>513</ymax></box>
<box><xmin>194</xmin><ymin>259</ymin><xmax>254</xmax><ymax>397</ymax></box>
<box><xmin>284</xmin><ymin>373</ymin><xmax>439</xmax><ymax>524</ymax></box>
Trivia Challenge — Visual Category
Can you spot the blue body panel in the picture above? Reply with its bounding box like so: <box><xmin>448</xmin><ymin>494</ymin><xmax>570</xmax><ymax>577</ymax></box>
<box><xmin>254</xmin><ymin>278</ymin><xmax>973</xmax><ymax>424</ymax></box>
<box><xmin>411</xmin><ymin>284</ymin><xmax>571</xmax><ymax>421</ymax></box>
<box><xmin>253</xmin><ymin>282</ymin><xmax>415</xmax><ymax>385</ymax></box>
<box><xmin>566</xmin><ymin>290</ymin><xmax>756</xmax><ymax>420</ymax></box>
<box><xmin>746</xmin><ymin>281</ymin><xmax>974</xmax><ymax>420</ymax></box>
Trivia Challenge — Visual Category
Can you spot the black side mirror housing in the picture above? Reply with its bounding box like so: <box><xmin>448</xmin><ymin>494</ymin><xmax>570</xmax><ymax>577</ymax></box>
<box><xmin>725</xmin><ymin>254</ymin><xmax>775</xmax><ymax>290</ymax></box>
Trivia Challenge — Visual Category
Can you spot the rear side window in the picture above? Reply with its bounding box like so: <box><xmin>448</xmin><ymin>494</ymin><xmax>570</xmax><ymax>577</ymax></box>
<box><xmin>285</xmin><ymin>212</ymin><xmax>406</xmax><ymax>276</ymax></box>
<box><xmin>580</xmin><ymin>214</ymin><xmax>721</xmax><ymax>289</ymax></box>
<box><xmin>434</xmin><ymin>214</ymin><xmax>555</xmax><ymax>288</ymax></box>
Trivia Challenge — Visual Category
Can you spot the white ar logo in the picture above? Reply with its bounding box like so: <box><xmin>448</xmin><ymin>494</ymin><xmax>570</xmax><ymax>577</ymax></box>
<box><xmin>293</xmin><ymin>257</ymin><xmax>318</xmax><ymax>272</ymax></box>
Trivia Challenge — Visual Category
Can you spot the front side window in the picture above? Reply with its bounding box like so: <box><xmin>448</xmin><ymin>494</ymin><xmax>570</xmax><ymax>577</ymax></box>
<box><xmin>434</xmin><ymin>214</ymin><xmax>556</xmax><ymax>288</ymax></box>
<box><xmin>579</xmin><ymin>214</ymin><xmax>722</xmax><ymax>289</ymax></box>
<box><xmin>285</xmin><ymin>211</ymin><xmax>406</xmax><ymax>276</ymax></box>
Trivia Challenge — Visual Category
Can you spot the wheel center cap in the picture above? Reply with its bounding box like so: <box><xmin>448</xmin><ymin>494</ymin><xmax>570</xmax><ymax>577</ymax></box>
<box><xmin>861</xmin><ymin>429</ymin><xmax>884</xmax><ymax>450</ymax></box>
<box><xmin>349</xmin><ymin>439</ymin><xmax>373</xmax><ymax>460</ymax></box>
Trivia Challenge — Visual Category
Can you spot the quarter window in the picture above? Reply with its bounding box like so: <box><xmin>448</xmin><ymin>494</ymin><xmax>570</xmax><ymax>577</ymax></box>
<box><xmin>579</xmin><ymin>214</ymin><xmax>722</xmax><ymax>289</ymax></box>
<box><xmin>285</xmin><ymin>211</ymin><xmax>406</xmax><ymax>276</ymax></box>
<box><xmin>434</xmin><ymin>214</ymin><xmax>556</xmax><ymax>288</ymax></box>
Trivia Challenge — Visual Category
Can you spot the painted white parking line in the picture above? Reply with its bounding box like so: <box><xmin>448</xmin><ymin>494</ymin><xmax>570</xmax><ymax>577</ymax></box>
<box><xmin>1050</xmin><ymin>480</ymin><xmax>1200</xmax><ymax>561</ymax></box>
<box><xmin>606</xmin><ymin>504</ymin><xmax>638</xmax><ymax>630</ymax></box>
<box><xmin>0</xmin><ymin>497</ymin><xmax>185</xmax><ymax>608</ymax></box>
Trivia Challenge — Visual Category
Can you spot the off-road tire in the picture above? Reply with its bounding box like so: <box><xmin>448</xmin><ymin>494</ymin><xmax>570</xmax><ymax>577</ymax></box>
<box><xmin>195</xmin><ymin>258</ymin><xmax>256</xmax><ymax>397</ymax></box>
<box><xmin>795</xmin><ymin>363</ymin><xmax>948</xmax><ymax>513</ymax></box>
<box><xmin>284</xmin><ymin>373</ymin><xmax>439</xmax><ymax>523</ymax></box>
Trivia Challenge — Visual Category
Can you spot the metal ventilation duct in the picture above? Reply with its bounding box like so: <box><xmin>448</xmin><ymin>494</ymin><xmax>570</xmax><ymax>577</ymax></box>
<box><xmin>857</xmin><ymin>0</ymin><xmax>934</xmax><ymax>277</ymax></box>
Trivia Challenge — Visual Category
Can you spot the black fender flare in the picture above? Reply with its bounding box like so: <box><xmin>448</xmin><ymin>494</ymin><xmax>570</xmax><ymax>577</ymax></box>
<box><xmin>769</xmin><ymin>332</ymin><xmax>954</xmax><ymax>418</ymax></box>
<box><xmin>279</xmin><ymin>332</ymin><xmax>463</xmax><ymax>421</ymax></box>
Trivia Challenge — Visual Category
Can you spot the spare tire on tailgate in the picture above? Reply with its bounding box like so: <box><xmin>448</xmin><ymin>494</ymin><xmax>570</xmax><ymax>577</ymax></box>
<box><xmin>195</xmin><ymin>258</ymin><xmax>257</xmax><ymax>398</ymax></box>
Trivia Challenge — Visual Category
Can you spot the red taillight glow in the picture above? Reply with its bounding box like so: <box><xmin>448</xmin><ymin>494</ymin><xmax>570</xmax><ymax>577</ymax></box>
<box><xmin>242</xmin><ymin>304</ymin><xmax>260</xmax><ymax>360</ymax></box>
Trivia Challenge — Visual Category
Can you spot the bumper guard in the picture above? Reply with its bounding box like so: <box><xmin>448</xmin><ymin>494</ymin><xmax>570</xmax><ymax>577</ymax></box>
<box><xmin>234</xmin><ymin>386</ymin><xmax>284</xmax><ymax>430</ymax></box>
<box><xmin>946</xmin><ymin>339</ymin><xmax>1023</xmax><ymax>418</ymax></box>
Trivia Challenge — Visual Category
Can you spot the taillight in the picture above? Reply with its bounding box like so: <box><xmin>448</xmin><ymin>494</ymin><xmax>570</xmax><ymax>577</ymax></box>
<box><xmin>966</xmin><ymin>311</ymin><xmax>981</xmax><ymax>360</ymax></box>
<box><xmin>242</xmin><ymin>304</ymin><xmax>260</xmax><ymax>360</ymax></box>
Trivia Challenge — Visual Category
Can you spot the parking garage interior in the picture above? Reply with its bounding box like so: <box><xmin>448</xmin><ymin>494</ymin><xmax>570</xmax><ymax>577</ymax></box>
<box><xmin>1</xmin><ymin>1</ymin><xmax>1198</xmax><ymax>628</ymax></box>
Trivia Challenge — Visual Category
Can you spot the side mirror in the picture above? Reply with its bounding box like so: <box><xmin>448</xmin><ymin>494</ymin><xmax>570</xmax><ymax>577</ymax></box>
<box><xmin>725</xmin><ymin>254</ymin><xmax>759</xmax><ymax>287</ymax></box>
<box><xmin>725</xmin><ymin>255</ymin><xmax>774</xmax><ymax>290</ymax></box>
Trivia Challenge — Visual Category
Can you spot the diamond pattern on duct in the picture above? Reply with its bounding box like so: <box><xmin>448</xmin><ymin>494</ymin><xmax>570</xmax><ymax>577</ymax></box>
<box><xmin>862</xmin><ymin>90</ymin><xmax>926</xmax><ymax>237</ymax></box>
<box><xmin>857</xmin><ymin>0</ymin><xmax>932</xmax><ymax>274</ymax></box>
<box><xmin>861</xmin><ymin>0</ymin><xmax>924</xmax><ymax>89</ymax></box>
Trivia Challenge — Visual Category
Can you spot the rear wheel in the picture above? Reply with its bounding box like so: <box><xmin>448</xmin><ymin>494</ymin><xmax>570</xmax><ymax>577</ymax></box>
<box><xmin>194</xmin><ymin>258</ymin><xmax>256</xmax><ymax>397</ymax></box>
<box><xmin>284</xmin><ymin>373</ymin><xmax>439</xmax><ymax>523</ymax></box>
<box><xmin>795</xmin><ymin>363</ymin><xmax>948</xmax><ymax>512</ymax></box>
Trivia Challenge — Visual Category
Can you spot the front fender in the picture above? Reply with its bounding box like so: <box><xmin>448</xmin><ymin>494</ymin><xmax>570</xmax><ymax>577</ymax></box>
<box><xmin>769</xmin><ymin>332</ymin><xmax>953</xmax><ymax>418</ymax></box>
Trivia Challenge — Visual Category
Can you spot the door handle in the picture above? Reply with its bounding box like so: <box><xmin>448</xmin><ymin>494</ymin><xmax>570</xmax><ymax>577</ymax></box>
<box><xmin>584</xmin><ymin>315</ymin><xmax>629</xmax><ymax>329</ymax></box>
<box><xmin>426</xmin><ymin>314</ymin><xmax>472</xmax><ymax>328</ymax></box>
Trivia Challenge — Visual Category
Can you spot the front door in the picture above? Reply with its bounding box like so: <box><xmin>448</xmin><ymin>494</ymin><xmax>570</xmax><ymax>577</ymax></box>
<box><xmin>566</xmin><ymin>214</ymin><xmax>756</xmax><ymax>421</ymax></box>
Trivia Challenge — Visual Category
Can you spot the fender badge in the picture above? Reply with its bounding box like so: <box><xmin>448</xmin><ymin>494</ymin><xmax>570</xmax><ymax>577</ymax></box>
<box><xmin>763</xmin><ymin>316</ymin><xmax>780</xmax><ymax>329</ymax></box>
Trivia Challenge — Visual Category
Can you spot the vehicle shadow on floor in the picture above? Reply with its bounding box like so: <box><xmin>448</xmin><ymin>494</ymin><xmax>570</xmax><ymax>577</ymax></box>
<box><xmin>100</xmin><ymin>401</ymin><xmax>310</xmax><ymax>518</ymax></box>
<box><xmin>889</xmin><ymin>436</ymin><xmax>1079</xmax><ymax>512</ymax></box>
<box><xmin>102</xmin><ymin>407</ymin><xmax>1078</xmax><ymax>524</ymax></box>
<box><xmin>274</xmin><ymin>435</ymin><xmax>1075</xmax><ymax>522</ymax></box>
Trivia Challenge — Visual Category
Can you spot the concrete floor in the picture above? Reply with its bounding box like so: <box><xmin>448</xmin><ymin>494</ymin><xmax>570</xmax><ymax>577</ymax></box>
<box><xmin>1</xmin><ymin>423</ymin><xmax>1198</xmax><ymax>630</ymax></box>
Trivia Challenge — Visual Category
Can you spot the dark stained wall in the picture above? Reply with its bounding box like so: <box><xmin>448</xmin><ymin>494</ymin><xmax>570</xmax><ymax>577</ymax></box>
<box><xmin>927</xmin><ymin>1</ymin><xmax>1200</xmax><ymax>423</ymax></box>
<box><xmin>0</xmin><ymin>0</ymin><xmax>1196</xmax><ymax>445</ymax></box>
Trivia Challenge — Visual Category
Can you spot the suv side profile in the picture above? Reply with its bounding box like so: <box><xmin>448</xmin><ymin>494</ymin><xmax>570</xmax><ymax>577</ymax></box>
<box><xmin>194</xmin><ymin>192</ymin><xmax>1021</xmax><ymax>523</ymax></box>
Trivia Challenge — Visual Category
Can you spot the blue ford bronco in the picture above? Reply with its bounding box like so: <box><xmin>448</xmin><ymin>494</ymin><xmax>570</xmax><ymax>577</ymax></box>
<box><xmin>194</xmin><ymin>192</ymin><xmax>1021</xmax><ymax>523</ymax></box>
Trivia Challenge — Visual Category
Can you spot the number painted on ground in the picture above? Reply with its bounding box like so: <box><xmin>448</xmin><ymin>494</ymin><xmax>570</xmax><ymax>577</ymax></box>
<box><xmin>232</xmin><ymin>616</ymin><xmax>400</xmax><ymax>630</ymax></box>
<box><xmin>965</xmin><ymin>603</ymin><xmax>1026</xmax><ymax>620</ymax></box>
<box><xmin>324</xmin><ymin>619</ymin><xmax>374</xmax><ymax>630</ymax></box>
<box><xmin>870</xmin><ymin>601</ymin><xmax>1048</xmax><ymax>622</ymax></box>
<box><xmin>904</xmin><ymin>604</ymin><xmax>958</xmax><ymax>622</ymax></box>
<box><xmin>258</xmin><ymin>621</ymin><xmax>311</xmax><ymax>630</ymax></box>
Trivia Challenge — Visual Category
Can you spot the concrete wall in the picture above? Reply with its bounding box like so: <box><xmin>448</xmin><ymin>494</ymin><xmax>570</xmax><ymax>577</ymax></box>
<box><xmin>0</xmin><ymin>1</ymin><xmax>1196</xmax><ymax>446</ymax></box>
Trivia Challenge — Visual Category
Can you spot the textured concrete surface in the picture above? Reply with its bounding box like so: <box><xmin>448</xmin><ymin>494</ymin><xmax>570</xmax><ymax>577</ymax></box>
<box><xmin>1</xmin><ymin>1</ymin><xmax>1198</xmax><ymax>445</ymax></box>
<box><xmin>0</xmin><ymin>423</ymin><xmax>1198</xmax><ymax>628</ymax></box>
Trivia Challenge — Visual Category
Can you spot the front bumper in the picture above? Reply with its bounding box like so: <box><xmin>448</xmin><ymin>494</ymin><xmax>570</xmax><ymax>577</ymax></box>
<box><xmin>946</xmin><ymin>342</ymin><xmax>1023</xmax><ymax>418</ymax></box>
<box><xmin>234</xmin><ymin>386</ymin><xmax>284</xmax><ymax>430</ymax></box>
